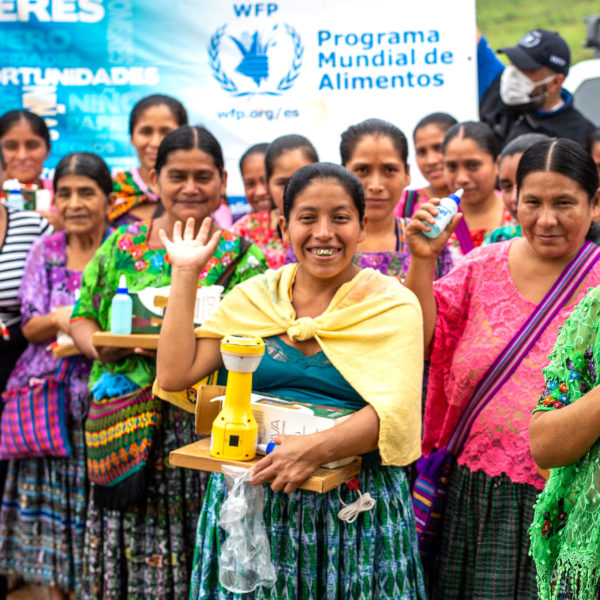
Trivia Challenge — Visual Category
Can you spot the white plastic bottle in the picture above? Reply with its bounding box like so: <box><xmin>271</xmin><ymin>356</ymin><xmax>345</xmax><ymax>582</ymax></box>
<box><xmin>110</xmin><ymin>275</ymin><xmax>133</xmax><ymax>335</ymax></box>
<box><xmin>422</xmin><ymin>189</ymin><xmax>464</xmax><ymax>239</ymax></box>
<box><xmin>7</xmin><ymin>188</ymin><xmax>24</xmax><ymax>210</ymax></box>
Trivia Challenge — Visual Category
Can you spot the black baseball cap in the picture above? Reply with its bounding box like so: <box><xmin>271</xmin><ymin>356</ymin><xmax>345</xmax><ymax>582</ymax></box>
<box><xmin>499</xmin><ymin>29</ymin><xmax>570</xmax><ymax>76</ymax></box>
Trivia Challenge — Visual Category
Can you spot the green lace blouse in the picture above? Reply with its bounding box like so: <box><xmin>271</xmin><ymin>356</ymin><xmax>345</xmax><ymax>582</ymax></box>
<box><xmin>530</xmin><ymin>285</ymin><xmax>600</xmax><ymax>600</ymax></box>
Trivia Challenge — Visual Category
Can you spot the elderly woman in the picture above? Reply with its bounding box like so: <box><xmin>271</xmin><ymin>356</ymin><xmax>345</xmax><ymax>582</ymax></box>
<box><xmin>0</xmin><ymin>152</ymin><xmax>113</xmax><ymax>600</ymax></box>
<box><xmin>405</xmin><ymin>138</ymin><xmax>600</xmax><ymax>599</ymax></box>
<box><xmin>70</xmin><ymin>125</ymin><xmax>267</xmax><ymax>600</ymax></box>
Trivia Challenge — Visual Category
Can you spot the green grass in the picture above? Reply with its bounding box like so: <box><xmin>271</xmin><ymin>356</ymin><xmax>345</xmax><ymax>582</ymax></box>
<box><xmin>476</xmin><ymin>0</ymin><xmax>600</xmax><ymax>65</ymax></box>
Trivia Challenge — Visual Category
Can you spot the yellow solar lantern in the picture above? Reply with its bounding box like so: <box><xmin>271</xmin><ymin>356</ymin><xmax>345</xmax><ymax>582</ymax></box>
<box><xmin>210</xmin><ymin>334</ymin><xmax>265</xmax><ymax>461</ymax></box>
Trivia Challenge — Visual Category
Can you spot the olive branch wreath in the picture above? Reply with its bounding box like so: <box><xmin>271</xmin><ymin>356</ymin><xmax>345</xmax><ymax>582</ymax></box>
<box><xmin>208</xmin><ymin>23</ymin><xmax>304</xmax><ymax>97</ymax></box>
<box><xmin>208</xmin><ymin>25</ymin><xmax>239</xmax><ymax>94</ymax></box>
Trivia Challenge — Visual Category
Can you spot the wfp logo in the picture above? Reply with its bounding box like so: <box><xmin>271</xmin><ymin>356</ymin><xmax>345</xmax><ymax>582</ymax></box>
<box><xmin>208</xmin><ymin>23</ymin><xmax>303</xmax><ymax>97</ymax></box>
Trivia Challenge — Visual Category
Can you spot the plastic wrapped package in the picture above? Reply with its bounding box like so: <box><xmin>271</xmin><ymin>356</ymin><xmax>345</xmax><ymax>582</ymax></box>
<box><xmin>218</xmin><ymin>465</ymin><xmax>277</xmax><ymax>593</ymax></box>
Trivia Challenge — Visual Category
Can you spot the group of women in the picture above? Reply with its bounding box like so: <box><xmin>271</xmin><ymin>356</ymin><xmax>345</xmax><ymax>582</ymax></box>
<box><xmin>1</xmin><ymin>92</ymin><xmax>600</xmax><ymax>600</ymax></box>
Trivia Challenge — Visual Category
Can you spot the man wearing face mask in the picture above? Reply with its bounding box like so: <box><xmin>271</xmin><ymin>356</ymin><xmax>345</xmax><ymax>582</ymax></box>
<box><xmin>478</xmin><ymin>28</ymin><xmax>595</xmax><ymax>148</ymax></box>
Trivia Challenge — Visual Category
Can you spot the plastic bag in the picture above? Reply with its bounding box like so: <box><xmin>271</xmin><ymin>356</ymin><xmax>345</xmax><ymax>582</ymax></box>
<box><xmin>218</xmin><ymin>465</ymin><xmax>277</xmax><ymax>593</ymax></box>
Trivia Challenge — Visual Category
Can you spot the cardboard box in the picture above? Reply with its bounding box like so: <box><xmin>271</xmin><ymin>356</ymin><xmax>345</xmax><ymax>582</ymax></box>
<box><xmin>130</xmin><ymin>285</ymin><xmax>223</xmax><ymax>333</ymax></box>
<box><xmin>195</xmin><ymin>385</ymin><xmax>356</xmax><ymax>469</ymax></box>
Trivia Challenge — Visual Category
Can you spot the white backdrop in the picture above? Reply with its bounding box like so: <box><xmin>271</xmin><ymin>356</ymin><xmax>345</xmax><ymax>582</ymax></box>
<box><xmin>194</xmin><ymin>0</ymin><xmax>478</xmax><ymax>191</ymax></box>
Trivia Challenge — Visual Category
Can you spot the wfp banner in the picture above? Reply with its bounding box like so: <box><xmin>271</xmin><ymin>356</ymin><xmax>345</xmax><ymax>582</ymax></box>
<box><xmin>0</xmin><ymin>0</ymin><xmax>477</xmax><ymax>192</ymax></box>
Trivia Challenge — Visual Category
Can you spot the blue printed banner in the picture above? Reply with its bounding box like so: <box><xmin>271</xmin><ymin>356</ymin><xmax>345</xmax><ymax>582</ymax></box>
<box><xmin>0</xmin><ymin>0</ymin><xmax>478</xmax><ymax>191</ymax></box>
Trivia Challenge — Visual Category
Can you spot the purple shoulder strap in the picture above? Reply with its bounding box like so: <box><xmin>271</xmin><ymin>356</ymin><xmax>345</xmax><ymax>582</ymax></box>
<box><xmin>447</xmin><ymin>241</ymin><xmax>600</xmax><ymax>454</ymax></box>
<box><xmin>454</xmin><ymin>212</ymin><xmax>475</xmax><ymax>255</ymax></box>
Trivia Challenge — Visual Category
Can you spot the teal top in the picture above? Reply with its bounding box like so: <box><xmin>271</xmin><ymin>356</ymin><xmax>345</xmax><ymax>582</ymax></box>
<box><xmin>248</xmin><ymin>336</ymin><xmax>378</xmax><ymax>461</ymax></box>
<box><xmin>252</xmin><ymin>336</ymin><xmax>366</xmax><ymax>411</ymax></box>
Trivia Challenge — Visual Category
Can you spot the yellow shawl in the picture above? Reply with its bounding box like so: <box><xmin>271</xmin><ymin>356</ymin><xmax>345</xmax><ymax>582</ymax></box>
<box><xmin>196</xmin><ymin>264</ymin><xmax>423</xmax><ymax>466</ymax></box>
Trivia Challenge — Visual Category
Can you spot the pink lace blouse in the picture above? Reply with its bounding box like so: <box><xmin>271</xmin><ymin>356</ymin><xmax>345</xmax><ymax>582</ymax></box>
<box><xmin>425</xmin><ymin>240</ymin><xmax>600</xmax><ymax>489</ymax></box>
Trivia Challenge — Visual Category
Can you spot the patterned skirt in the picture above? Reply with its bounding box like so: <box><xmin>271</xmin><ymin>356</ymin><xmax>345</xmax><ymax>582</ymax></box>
<box><xmin>190</xmin><ymin>461</ymin><xmax>426</xmax><ymax>600</ymax></box>
<box><xmin>430</xmin><ymin>463</ymin><xmax>539</xmax><ymax>600</ymax></box>
<box><xmin>0</xmin><ymin>422</ymin><xmax>87</xmax><ymax>591</ymax></box>
<box><xmin>81</xmin><ymin>403</ymin><xmax>207</xmax><ymax>600</ymax></box>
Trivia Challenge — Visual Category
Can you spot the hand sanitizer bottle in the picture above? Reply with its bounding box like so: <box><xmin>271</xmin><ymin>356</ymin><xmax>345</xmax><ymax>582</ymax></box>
<box><xmin>110</xmin><ymin>275</ymin><xmax>133</xmax><ymax>335</ymax></box>
<box><xmin>422</xmin><ymin>189</ymin><xmax>464</xmax><ymax>239</ymax></box>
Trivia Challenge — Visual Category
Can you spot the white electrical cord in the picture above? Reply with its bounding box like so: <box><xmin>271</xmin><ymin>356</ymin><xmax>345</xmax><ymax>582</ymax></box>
<box><xmin>337</xmin><ymin>486</ymin><xmax>376</xmax><ymax>523</ymax></box>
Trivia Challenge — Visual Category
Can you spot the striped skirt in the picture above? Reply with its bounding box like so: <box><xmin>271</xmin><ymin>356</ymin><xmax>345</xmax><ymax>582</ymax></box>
<box><xmin>430</xmin><ymin>463</ymin><xmax>539</xmax><ymax>600</ymax></box>
<box><xmin>80</xmin><ymin>403</ymin><xmax>207</xmax><ymax>600</ymax></box>
<box><xmin>0</xmin><ymin>422</ymin><xmax>87</xmax><ymax>591</ymax></box>
<box><xmin>190</xmin><ymin>461</ymin><xmax>426</xmax><ymax>600</ymax></box>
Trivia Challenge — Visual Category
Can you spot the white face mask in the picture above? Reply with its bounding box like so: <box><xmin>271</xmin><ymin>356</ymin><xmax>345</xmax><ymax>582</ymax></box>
<box><xmin>500</xmin><ymin>64</ymin><xmax>556</xmax><ymax>106</ymax></box>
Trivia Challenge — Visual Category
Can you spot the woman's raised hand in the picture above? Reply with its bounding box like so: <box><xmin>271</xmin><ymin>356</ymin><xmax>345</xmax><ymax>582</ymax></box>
<box><xmin>158</xmin><ymin>217</ymin><xmax>221</xmax><ymax>272</ymax></box>
<box><xmin>406</xmin><ymin>199</ymin><xmax>462</xmax><ymax>260</ymax></box>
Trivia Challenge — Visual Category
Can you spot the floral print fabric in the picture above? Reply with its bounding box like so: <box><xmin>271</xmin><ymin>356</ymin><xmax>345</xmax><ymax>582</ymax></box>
<box><xmin>109</xmin><ymin>169</ymin><xmax>159</xmax><ymax>226</ymax></box>
<box><xmin>232</xmin><ymin>209</ymin><xmax>288</xmax><ymax>269</ymax></box>
<box><xmin>72</xmin><ymin>220</ymin><xmax>268</xmax><ymax>388</ymax></box>
<box><xmin>448</xmin><ymin>202</ymin><xmax>517</xmax><ymax>261</ymax></box>
<box><xmin>0</xmin><ymin>230</ymin><xmax>93</xmax><ymax>591</ymax></box>
<box><xmin>354</xmin><ymin>219</ymin><xmax>453</xmax><ymax>281</ymax></box>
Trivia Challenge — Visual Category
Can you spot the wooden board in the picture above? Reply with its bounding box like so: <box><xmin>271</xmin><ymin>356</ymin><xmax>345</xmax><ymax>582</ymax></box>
<box><xmin>52</xmin><ymin>343</ymin><xmax>80</xmax><ymax>358</ymax></box>
<box><xmin>92</xmin><ymin>331</ymin><xmax>159</xmax><ymax>350</ymax></box>
<box><xmin>170</xmin><ymin>437</ymin><xmax>361</xmax><ymax>494</ymax></box>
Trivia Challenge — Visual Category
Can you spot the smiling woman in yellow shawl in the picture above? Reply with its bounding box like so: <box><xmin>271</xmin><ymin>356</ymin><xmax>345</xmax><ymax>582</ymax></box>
<box><xmin>157</xmin><ymin>162</ymin><xmax>426</xmax><ymax>599</ymax></box>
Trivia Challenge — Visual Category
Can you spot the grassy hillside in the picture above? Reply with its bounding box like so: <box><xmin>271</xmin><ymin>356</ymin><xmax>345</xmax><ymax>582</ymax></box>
<box><xmin>476</xmin><ymin>0</ymin><xmax>600</xmax><ymax>65</ymax></box>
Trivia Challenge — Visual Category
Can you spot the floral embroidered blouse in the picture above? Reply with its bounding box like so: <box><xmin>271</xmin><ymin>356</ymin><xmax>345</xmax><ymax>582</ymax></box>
<box><xmin>6</xmin><ymin>231</ymin><xmax>93</xmax><ymax>419</ymax></box>
<box><xmin>72</xmin><ymin>220</ymin><xmax>268</xmax><ymax>389</ymax></box>
<box><xmin>353</xmin><ymin>218</ymin><xmax>453</xmax><ymax>281</ymax></box>
<box><xmin>529</xmin><ymin>285</ymin><xmax>600</xmax><ymax>600</ymax></box>
<box><xmin>448</xmin><ymin>202</ymin><xmax>517</xmax><ymax>261</ymax></box>
<box><xmin>232</xmin><ymin>209</ymin><xmax>288</xmax><ymax>269</ymax></box>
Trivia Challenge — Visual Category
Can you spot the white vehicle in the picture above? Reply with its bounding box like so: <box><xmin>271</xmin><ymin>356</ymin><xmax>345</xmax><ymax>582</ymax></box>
<box><xmin>564</xmin><ymin>15</ymin><xmax>600</xmax><ymax>126</ymax></box>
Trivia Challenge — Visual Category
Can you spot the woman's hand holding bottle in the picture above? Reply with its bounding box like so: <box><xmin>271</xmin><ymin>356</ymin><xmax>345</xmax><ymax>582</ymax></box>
<box><xmin>406</xmin><ymin>198</ymin><xmax>462</xmax><ymax>261</ymax></box>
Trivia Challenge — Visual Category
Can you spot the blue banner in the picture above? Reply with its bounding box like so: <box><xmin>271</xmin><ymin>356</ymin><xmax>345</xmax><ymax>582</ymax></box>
<box><xmin>0</xmin><ymin>0</ymin><xmax>478</xmax><ymax>191</ymax></box>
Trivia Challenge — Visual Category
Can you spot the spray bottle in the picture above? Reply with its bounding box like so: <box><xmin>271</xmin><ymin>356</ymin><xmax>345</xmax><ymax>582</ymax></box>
<box><xmin>110</xmin><ymin>275</ymin><xmax>133</xmax><ymax>335</ymax></box>
<box><xmin>211</xmin><ymin>335</ymin><xmax>265</xmax><ymax>461</ymax></box>
<box><xmin>422</xmin><ymin>189</ymin><xmax>464</xmax><ymax>238</ymax></box>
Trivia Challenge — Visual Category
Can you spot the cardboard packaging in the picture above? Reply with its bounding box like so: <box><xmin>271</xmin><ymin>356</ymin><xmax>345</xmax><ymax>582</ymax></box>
<box><xmin>195</xmin><ymin>385</ymin><xmax>356</xmax><ymax>469</ymax></box>
<box><xmin>129</xmin><ymin>284</ymin><xmax>223</xmax><ymax>333</ymax></box>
